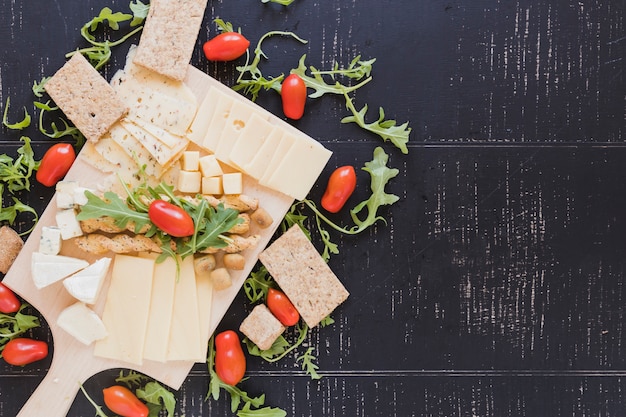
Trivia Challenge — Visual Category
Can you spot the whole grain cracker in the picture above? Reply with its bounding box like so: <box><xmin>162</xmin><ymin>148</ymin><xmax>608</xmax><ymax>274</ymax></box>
<box><xmin>239</xmin><ymin>304</ymin><xmax>285</xmax><ymax>351</ymax></box>
<box><xmin>0</xmin><ymin>226</ymin><xmax>24</xmax><ymax>274</ymax></box>
<box><xmin>44</xmin><ymin>53</ymin><xmax>128</xmax><ymax>142</ymax></box>
<box><xmin>259</xmin><ymin>225</ymin><xmax>349</xmax><ymax>328</ymax></box>
<box><xmin>133</xmin><ymin>0</ymin><xmax>208</xmax><ymax>81</ymax></box>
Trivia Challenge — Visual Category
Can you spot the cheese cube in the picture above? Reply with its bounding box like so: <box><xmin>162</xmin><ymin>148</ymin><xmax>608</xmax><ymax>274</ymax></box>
<box><xmin>222</xmin><ymin>172</ymin><xmax>243</xmax><ymax>195</ymax></box>
<box><xmin>57</xmin><ymin>302</ymin><xmax>107</xmax><ymax>345</ymax></box>
<box><xmin>39</xmin><ymin>226</ymin><xmax>62</xmax><ymax>255</ymax></box>
<box><xmin>198</xmin><ymin>155</ymin><xmax>223</xmax><ymax>178</ymax></box>
<box><xmin>56</xmin><ymin>180</ymin><xmax>79</xmax><ymax>209</ymax></box>
<box><xmin>55</xmin><ymin>208</ymin><xmax>83</xmax><ymax>240</ymax></box>
<box><xmin>202</xmin><ymin>176</ymin><xmax>223</xmax><ymax>195</ymax></box>
<box><xmin>73</xmin><ymin>186</ymin><xmax>94</xmax><ymax>206</ymax></box>
<box><xmin>181</xmin><ymin>151</ymin><xmax>200</xmax><ymax>171</ymax></box>
<box><xmin>177</xmin><ymin>170</ymin><xmax>202</xmax><ymax>193</ymax></box>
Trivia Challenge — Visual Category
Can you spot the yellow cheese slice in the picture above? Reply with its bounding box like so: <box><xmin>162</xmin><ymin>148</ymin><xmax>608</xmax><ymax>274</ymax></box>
<box><xmin>229</xmin><ymin>114</ymin><xmax>276</xmax><ymax>171</ymax></box>
<box><xmin>202</xmin><ymin>93</ymin><xmax>234</xmax><ymax>153</ymax></box>
<box><xmin>188</xmin><ymin>86</ymin><xmax>221</xmax><ymax>146</ymax></box>
<box><xmin>125</xmin><ymin>116</ymin><xmax>188</xmax><ymax>149</ymax></box>
<box><xmin>108</xmin><ymin>123</ymin><xmax>165</xmax><ymax>179</ymax></box>
<box><xmin>140</xmin><ymin>253</ymin><xmax>176</xmax><ymax>363</ymax></box>
<box><xmin>121</xmin><ymin>120</ymin><xmax>189</xmax><ymax>168</ymax></box>
<box><xmin>244</xmin><ymin>127</ymin><xmax>284</xmax><ymax>180</ymax></box>
<box><xmin>260</xmin><ymin>131</ymin><xmax>297</xmax><ymax>185</ymax></box>
<box><xmin>94</xmin><ymin>254</ymin><xmax>155</xmax><ymax>366</ymax></box>
<box><xmin>167</xmin><ymin>256</ymin><xmax>203</xmax><ymax>361</ymax></box>
<box><xmin>196</xmin><ymin>271</ymin><xmax>213</xmax><ymax>361</ymax></box>
<box><xmin>213</xmin><ymin>100</ymin><xmax>257</xmax><ymax>164</ymax></box>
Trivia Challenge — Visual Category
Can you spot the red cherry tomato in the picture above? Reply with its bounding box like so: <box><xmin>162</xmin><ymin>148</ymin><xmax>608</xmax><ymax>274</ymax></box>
<box><xmin>281</xmin><ymin>73</ymin><xmax>307</xmax><ymax>120</ymax></box>
<box><xmin>2</xmin><ymin>338</ymin><xmax>48</xmax><ymax>366</ymax></box>
<box><xmin>0</xmin><ymin>282</ymin><xmax>20</xmax><ymax>314</ymax></box>
<box><xmin>266</xmin><ymin>288</ymin><xmax>300</xmax><ymax>326</ymax></box>
<box><xmin>321</xmin><ymin>166</ymin><xmax>357</xmax><ymax>213</ymax></box>
<box><xmin>36</xmin><ymin>143</ymin><xmax>76</xmax><ymax>187</ymax></box>
<box><xmin>203</xmin><ymin>32</ymin><xmax>250</xmax><ymax>61</ymax></box>
<box><xmin>214</xmin><ymin>330</ymin><xmax>246</xmax><ymax>386</ymax></box>
<box><xmin>102</xmin><ymin>385</ymin><xmax>149</xmax><ymax>417</ymax></box>
<box><xmin>148</xmin><ymin>199</ymin><xmax>194</xmax><ymax>237</ymax></box>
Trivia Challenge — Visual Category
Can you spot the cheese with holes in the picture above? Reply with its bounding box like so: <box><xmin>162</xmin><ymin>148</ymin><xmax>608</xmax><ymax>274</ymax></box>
<box><xmin>229</xmin><ymin>114</ymin><xmax>276</xmax><ymax>171</ymax></box>
<box><xmin>213</xmin><ymin>100</ymin><xmax>255</xmax><ymax>163</ymax></box>
<box><xmin>94</xmin><ymin>254</ymin><xmax>155</xmax><ymax>365</ymax></box>
<box><xmin>57</xmin><ymin>302</ymin><xmax>107</xmax><ymax>345</ymax></box>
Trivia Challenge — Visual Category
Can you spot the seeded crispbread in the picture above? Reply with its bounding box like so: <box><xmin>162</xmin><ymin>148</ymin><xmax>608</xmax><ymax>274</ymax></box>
<box><xmin>132</xmin><ymin>0</ymin><xmax>208</xmax><ymax>81</ymax></box>
<box><xmin>44</xmin><ymin>53</ymin><xmax>128</xmax><ymax>143</ymax></box>
<box><xmin>0</xmin><ymin>226</ymin><xmax>24</xmax><ymax>274</ymax></box>
<box><xmin>239</xmin><ymin>304</ymin><xmax>285</xmax><ymax>351</ymax></box>
<box><xmin>258</xmin><ymin>225</ymin><xmax>349</xmax><ymax>328</ymax></box>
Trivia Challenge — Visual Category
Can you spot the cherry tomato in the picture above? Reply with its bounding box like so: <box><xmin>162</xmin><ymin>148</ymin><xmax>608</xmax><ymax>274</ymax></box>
<box><xmin>0</xmin><ymin>282</ymin><xmax>20</xmax><ymax>314</ymax></box>
<box><xmin>203</xmin><ymin>32</ymin><xmax>250</xmax><ymax>61</ymax></box>
<box><xmin>2</xmin><ymin>338</ymin><xmax>48</xmax><ymax>366</ymax></box>
<box><xmin>102</xmin><ymin>385</ymin><xmax>149</xmax><ymax>417</ymax></box>
<box><xmin>148</xmin><ymin>199</ymin><xmax>194</xmax><ymax>237</ymax></box>
<box><xmin>214</xmin><ymin>330</ymin><xmax>246</xmax><ymax>386</ymax></box>
<box><xmin>36</xmin><ymin>143</ymin><xmax>76</xmax><ymax>187</ymax></box>
<box><xmin>321</xmin><ymin>165</ymin><xmax>357</xmax><ymax>213</ymax></box>
<box><xmin>266</xmin><ymin>288</ymin><xmax>300</xmax><ymax>326</ymax></box>
<box><xmin>281</xmin><ymin>73</ymin><xmax>307</xmax><ymax>120</ymax></box>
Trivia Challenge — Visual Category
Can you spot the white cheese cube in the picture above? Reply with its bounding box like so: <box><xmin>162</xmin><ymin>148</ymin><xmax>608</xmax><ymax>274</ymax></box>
<box><xmin>181</xmin><ymin>151</ymin><xmax>200</xmax><ymax>171</ymax></box>
<box><xmin>202</xmin><ymin>176</ymin><xmax>223</xmax><ymax>195</ymax></box>
<box><xmin>198</xmin><ymin>155</ymin><xmax>223</xmax><ymax>178</ymax></box>
<box><xmin>222</xmin><ymin>172</ymin><xmax>243</xmax><ymax>195</ymax></box>
<box><xmin>73</xmin><ymin>186</ymin><xmax>94</xmax><ymax>206</ymax></box>
<box><xmin>177</xmin><ymin>170</ymin><xmax>202</xmax><ymax>193</ymax></box>
<box><xmin>55</xmin><ymin>208</ymin><xmax>83</xmax><ymax>240</ymax></box>
<box><xmin>57</xmin><ymin>302</ymin><xmax>107</xmax><ymax>345</ymax></box>
<box><xmin>39</xmin><ymin>226</ymin><xmax>62</xmax><ymax>255</ymax></box>
<box><xmin>63</xmin><ymin>257</ymin><xmax>112</xmax><ymax>304</ymax></box>
<box><xmin>56</xmin><ymin>180</ymin><xmax>79</xmax><ymax>209</ymax></box>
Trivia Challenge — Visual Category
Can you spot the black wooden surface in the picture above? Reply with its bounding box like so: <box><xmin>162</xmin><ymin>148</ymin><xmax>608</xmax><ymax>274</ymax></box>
<box><xmin>1</xmin><ymin>0</ymin><xmax>625</xmax><ymax>416</ymax></box>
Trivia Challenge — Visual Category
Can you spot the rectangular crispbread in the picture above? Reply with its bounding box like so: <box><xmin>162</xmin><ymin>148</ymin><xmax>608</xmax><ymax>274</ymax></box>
<box><xmin>239</xmin><ymin>304</ymin><xmax>285</xmax><ymax>350</ymax></box>
<box><xmin>258</xmin><ymin>225</ymin><xmax>349</xmax><ymax>328</ymax></box>
<box><xmin>44</xmin><ymin>53</ymin><xmax>128</xmax><ymax>142</ymax></box>
<box><xmin>133</xmin><ymin>0</ymin><xmax>208</xmax><ymax>81</ymax></box>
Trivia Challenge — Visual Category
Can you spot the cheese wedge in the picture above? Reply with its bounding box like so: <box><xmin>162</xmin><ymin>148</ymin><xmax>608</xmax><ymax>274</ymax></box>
<box><xmin>31</xmin><ymin>252</ymin><xmax>89</xmax><ymax>289</ymax></box>
<box><xmin>57</xmin><ymin>302</ymin><xmax>107</xmax><ymax>345</ymax></box>
<box><xmin>63</xmin><ymin>257</ymin><xmax>112</xmax><ymax>304</ymax></box>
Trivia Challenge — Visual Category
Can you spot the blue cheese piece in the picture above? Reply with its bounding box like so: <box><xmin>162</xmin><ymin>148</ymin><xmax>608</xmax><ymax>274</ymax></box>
<box><xmin>63</xmin><ymin>257</ymin><xmax>112</xmax><ymax>304</ymax></box>
<box><xmin>39</xmin><ymin>226</ymin><xmax>62</xmax><ymax>256</ymax></box>
<box><xmin>56</xmin><ymin>180</ymin><xmax>79</xmax><ymax>209</ymax></box>
<box><xmin>57</xmin><ymin>302</ymin><xmax>107</xmax><ymax>345</ymax></box>
<box><xmin>31</xmin><ymin>252</ymin><xmax>89</xmax><ymax>289</ymax></box>
<box><xmin>55</xmin><ymin>208</ymin><xmax>83</xmax><ymax>240</ymax></box>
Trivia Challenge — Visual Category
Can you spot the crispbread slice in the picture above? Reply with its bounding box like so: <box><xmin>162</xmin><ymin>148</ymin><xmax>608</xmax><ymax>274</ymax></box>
<box><xmin>259</xmin><ymin>225</ymin><xmax>349</xmax><ymax>328</ymax></box>
<box><xmin>44</xmin><ymin>53</ymin><xmax>128</xmax><ymax>142</ymax></box>
<box><xmin>239</xmin><ymin>304</ymin><xmax>285</xmax><ymax>350</ymax></box>
<box><xmin>133</xmin><ymin>0</ymin><xmax>208</xmax><ymax>81</ymax></box>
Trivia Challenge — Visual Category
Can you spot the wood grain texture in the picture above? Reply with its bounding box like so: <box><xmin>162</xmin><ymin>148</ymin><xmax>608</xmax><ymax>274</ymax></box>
<box><xmin>1</xmin><ymin>0</ymin><xmax>625</xmax><ymax>416</ymax></box>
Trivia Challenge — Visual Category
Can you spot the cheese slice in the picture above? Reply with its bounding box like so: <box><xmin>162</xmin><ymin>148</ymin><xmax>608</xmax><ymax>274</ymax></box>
<box><xmin>108</xmin><ymin>123</ymin><xmax>165</xmax><ymax>179</ymax></box>
<box><xmin>121</xmin><ymin>120</ymin><xmax>189</xmax><ymax>168</ymax></box>
<box><xmin>260</xmin><ymin>131</ymin><xmax>297</xmax><ymax>185</ymax></box>
<box><xmin>93</xmin><ymin>134</ymin><xmax>140</xmax><ymax>177</ymax></box>
<box><xmin>57</xmin><ymin>302</ymin><xmax>107</xmax><ymax>345</ymax></box>
<box><xmin>202</xmin><ymin>93</ymin><xmax>234</xmax><ymax>153</ymax></box>
<box><xmin>167</xmin><ymin>256</ymin><xmax>203</xmax><ymax>361</ymax></box>
<box><xmin>94</xmin><ymin>254</ymin><xmax>155</xmax><ymax>365</ymax></box>
<box><xmin>126</xmin><ymin>116</ymin><xmax>188</xmax><ymax>149</ymax></box>
<box><xmin>213</xmin><ymin>100</ymin><xmax>256</xmax><ymax>163</ymax></box>
<box><xmin>31</xmin><ymin>252</ymin><xmax>89</xmax><ymax>289</ymax></box>
<box><xmin>196</xmin><ymin>271</ymin><xmax>213</xmax><ymax>361</ymax></box>
<box><xmin>63</xmin><ymin>257</ymin><xmax>112</xmax><ymax>304</ymax></box>
<box><xmin>188</xmin><ymin>87</ymin><xmax>221</xmax><ymax>146</ymax></box>
<box><xmin>139</xmin><ymin>253</ymin><xmax>176</xmax><ymax>363</ymax></box>
<box><xmin>229</xmin><ymin>114</ymin><xmax>275</xmax><ymax>171</ymax></box>
<box><xmin>244</xmin><ymin>128</ymin><xmax>284</xmax><ymax>180</ymax></box>
<box><xmin>262</xmin><ymin>137</ymin><xmax>332</xmax><ymax>200</ymax></box>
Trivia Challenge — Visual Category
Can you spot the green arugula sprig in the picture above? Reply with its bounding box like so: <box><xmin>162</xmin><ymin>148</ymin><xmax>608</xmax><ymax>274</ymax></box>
<box><xmin>2</xmin><ymin>98</ymin><xmax>31</xmax><ymax>130</ymax></box>
<box><xmin>207</xmin><ymin>336</ymin><xmax>286</xmax><ymax>416</ymax></box>
<box><xmin>0</xmin><ymin>304</ymin><xmax>41</xmax><ymax>353</ymax></box>
<box><xmin>67</xmin><ymin>1</ymin><xmax>148</xmax><ymax>69</ymax></box>
<box><xmin>291</xmin><ymin>54</ymin><xmax>373</xmax><ymax>98</ymax></box>
<box><xmin>34</xmin><ymin>101</ymin><xmax>86</xmax><ymax>147</ymax></box>
<box><xmin>262</xmin><ymin>0</ymin><xmax>296</xmax><ymax>5</ymax></box>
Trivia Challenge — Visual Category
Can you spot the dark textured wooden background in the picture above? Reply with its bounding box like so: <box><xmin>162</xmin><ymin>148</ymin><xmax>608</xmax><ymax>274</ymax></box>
<box><xmin>1</xmin><ymin>0</ymin><xmax>625</xmax><ymax>415</ymax></box>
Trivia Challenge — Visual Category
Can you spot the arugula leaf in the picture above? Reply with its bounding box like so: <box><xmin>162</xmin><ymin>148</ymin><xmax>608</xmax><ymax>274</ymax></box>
<box><xmin>35</xmin><ymin>100</ymin><xmax>85</xmax><ymax>147</ymax></box>
<box><xmin>115</xmin><ymin>369</ymin><xmax>148</xmax><ymax>388</ymax></box>
<box><xmin>302</xmin><ymin>146</ymin><xmax>399</xmax><ymax>235</ymax></box>
<box><xmin>0</xmin><ymin>197</ymin><xmax>38</xmax><ymax>235</ymax></box>
<box><xmin>2</xmin><ymin>98</ymin><xmax>31</xmax><ymax>130</ymax></box>
<box><xmin>341</xmin><ymin>93</ymin><xmax>411</xmax><ymax>154</ymax></box>
<box><xmin>129</xmin><ymin>0</ymin><xmax>150</xmax><ymax>26</ymax></box>
<box><xmin>214</xmin><ymin>18</ymin><xmax>236</xmax><ymax>33</ymax></box>
<box><xmin>76</xmin><ymin>190</ymin><xmax>152</xmax><ymax>232</ymax></box>
<box><xmin>0</xmin><ymin>304</ymin><xmax>40</xmax><ymax>352</ymax></box>
<box><xmin>245</xmin><ymin>322</ymin><xmax>308</xmax><ymax>363</ymax></box>
<box><xmin>311</xmin><ymin>55</ymin><xmax>376</xmax><ymax>80</ymax></box>
<box><xmin>243</xmin><ymin>266</ymin><xmax>274</xmax><ymax>303</ymax></box>
<box><xmin>261</xmin><ymin>0</ymin><xmax>296</xmax><ymax>5</ymax></box>
<box><xmin>0</xmin><ymin>136</ymin><xmax>39</xmax><ymax>194</ymax></box>
<box><xmin>79</xmin><ymin>384</ymin><xmax>110</xmax><ymax>417</ymax></box>
<box><xmin>136</xmin><ymin>381</ymin><xmax>176</xmax><ymax>417</ymax></box>
<box><xmin>32</xmin><ymin>77</ymin><xmax>51</xmax><ymax>98</ymax></box>
<box><xmin>237</xmin><ymin>403</ymin><xmax>287</xmax><ymax>417</ymax></box>
<box><xmin>296</xmin><ymin>347</ymin><xmax>322</xmax><ymax>380</ymax></box>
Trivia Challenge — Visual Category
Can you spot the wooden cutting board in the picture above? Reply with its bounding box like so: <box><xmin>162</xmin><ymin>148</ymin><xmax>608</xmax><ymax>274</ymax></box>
<box><xmin>2</xmin><ymin>65</ymin><xmax>299</xmax><ymax>416</ymax></box>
